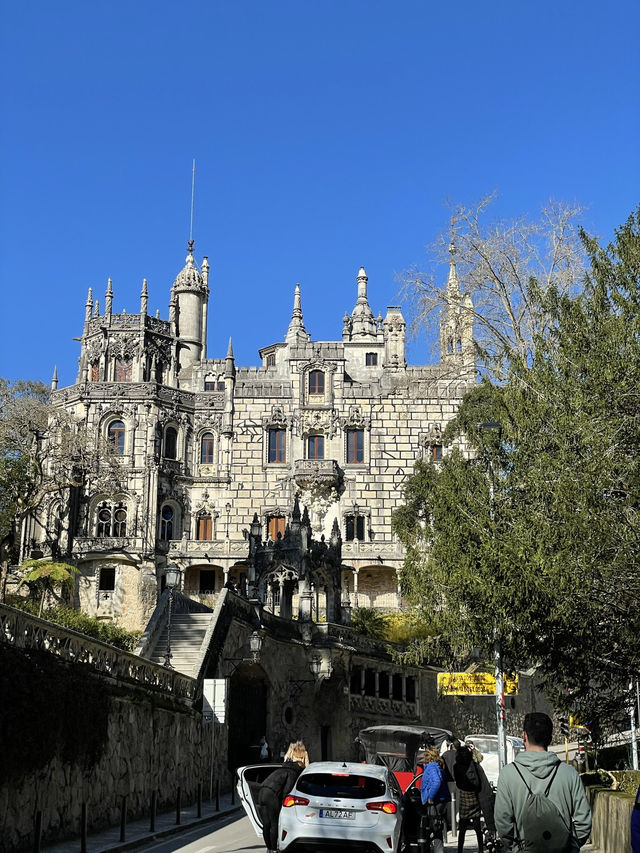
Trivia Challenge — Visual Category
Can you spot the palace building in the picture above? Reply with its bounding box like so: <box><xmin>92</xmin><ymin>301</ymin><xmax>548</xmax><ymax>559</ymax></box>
<box><xmin>22</xmin><ymin>241</ymin><xmax>475</xmax><ymax>631</ymax></box>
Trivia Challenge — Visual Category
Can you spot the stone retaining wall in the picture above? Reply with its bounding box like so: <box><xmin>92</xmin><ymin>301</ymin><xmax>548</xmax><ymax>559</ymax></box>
<box><xmin>588</xmin><ymin>787</ymin><xmax>634</xmax><ymax>853</ymax></box>
<box><xmin>0</xmin><ymin>659</ymin><xmax>211</xmax><ymax>853</ymax></box>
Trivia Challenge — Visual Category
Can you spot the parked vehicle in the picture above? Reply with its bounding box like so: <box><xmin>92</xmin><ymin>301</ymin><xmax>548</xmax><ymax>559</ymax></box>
<box><xmin>237</xmin><ymin>760</ymin><xmax>406</xmax><ymax>852</ymax></box>
<box><xmin>463</xmin><ymin>734</ymin><xmax>525</xmax><ymax>786</ymax></box>
<box><xmin>356</xmin><ymin>724</ymin><xmax>453</xmax><ymax>793</ymax></box>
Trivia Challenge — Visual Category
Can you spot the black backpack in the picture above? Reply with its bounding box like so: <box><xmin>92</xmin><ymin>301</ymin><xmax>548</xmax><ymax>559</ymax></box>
<box><xmin>513</xmin><ymin>763</ymin><xmax>572</xmax><ymax>852</ymax></box>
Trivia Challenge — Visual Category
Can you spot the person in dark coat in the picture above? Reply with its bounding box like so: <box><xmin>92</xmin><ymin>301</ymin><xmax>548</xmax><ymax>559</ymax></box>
<box><xmin>257</xmin><ymin>741</ymin><xmax>309</xmax><ymax>853</ymax></box>
<box><xmin>454</xmin><ymin>745</ymin><xmax>484</xmax><ymax>853</ymax></box>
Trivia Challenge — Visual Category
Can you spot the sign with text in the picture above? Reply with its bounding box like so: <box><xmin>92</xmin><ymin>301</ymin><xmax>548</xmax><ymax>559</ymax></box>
<box><xmin>437</xmin><ymin>672</ymin><xmax>519</xmax><ymax>696</ymax></box>
<box><xmin>203</xmin><ymin>678</ymin><xmax>227</xmax><ymax>723</ymax></box>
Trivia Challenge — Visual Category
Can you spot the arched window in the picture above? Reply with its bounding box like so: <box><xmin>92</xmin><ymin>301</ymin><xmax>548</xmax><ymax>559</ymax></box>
<box><xmin>200</xmin><ymin>432</ymin><xmax>215</xmax><ymax>464</ymax></box>
<box><xmin>309</xmin><ymin>370</ymin><xmax>325</xmax><ymax>395</ymax></box>
<box><xmin>96</xmin><ymin>501</ymin><xmax>127</xmax><ymax>537</ymax></box>
<box><xmin>107</xmin><ymin>420</ymin><xmax>125</xmax><ymax>455</ymax></box>
<box><xmin>164</xmin><ymin>427</ymin><xmax>178</xmax><ymax>459</ymax></box>
<box><xmin>160</xmin><ymin>505</ymin><xmax>174</xmax><ymax>540</ymax></box>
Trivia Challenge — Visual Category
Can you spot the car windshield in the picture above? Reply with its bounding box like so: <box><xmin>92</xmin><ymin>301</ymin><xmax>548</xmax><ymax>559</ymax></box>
<box><xmin>297</xmin><ymin>772</ymin><xmax>386</xmax><ymax>799</ymax></box>
<box><xmin>467</xmin><ymin>738</ymin><xmax>497</xmax><ymax>754</ymax></box>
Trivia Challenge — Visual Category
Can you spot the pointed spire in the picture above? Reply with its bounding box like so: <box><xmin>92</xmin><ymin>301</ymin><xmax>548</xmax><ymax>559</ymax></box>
<box><xmin>202</xmin><ymin>256</ymin><xmax>210</xmax><ymax>288</ymax></box>
<box><xmin>292</xmin><ymin>494</ymin><xmax>301</xmax><ymax>522</ymax></box>
<box><xmin>225</xmin><ymin>337</ymin><xmax>235</xmax><ymax>378</ymax></box>
<box><xmin>446</xmin><ymin>236</ymin><xmax>460</xmax><ymax>299</ymax></box>
<box><xmin>93</xmin><ymin>299</ymin><xmax>100</xmax><ymax>317</ymax></box>
<box><xmin>85</xmin><ymin>287</ymin><xmax>93</xmax><ymax>324</ymax></box>
<box><xmin>105</xmin><ymin>277</ymin><xmax>113</xmax><ymax>316</ymax></box>
<box><xmin>140</xmin><ymin>278</ymin><xmax>148</xmax><ymax>315</ymax></box>
<box><xmin>51</xmin><ymin>366</ymin><xmax>58</xmax><ymax>391</ymax></box>
<box><xmin>285</xmin><ymin>283</ymin><xmax>310</xmax><ymax>344</ymax></box>
<box><xmin>349</xmin><ymin>265</ymin><xmax>376</xmax><ymax>338</ymax></box>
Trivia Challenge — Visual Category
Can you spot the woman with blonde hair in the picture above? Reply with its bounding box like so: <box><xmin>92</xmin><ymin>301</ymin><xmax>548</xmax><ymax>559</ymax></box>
<box><xmin>258</xmin><ymin>741</ymin><xmax>309</xmax><ymax>853</ymax></box>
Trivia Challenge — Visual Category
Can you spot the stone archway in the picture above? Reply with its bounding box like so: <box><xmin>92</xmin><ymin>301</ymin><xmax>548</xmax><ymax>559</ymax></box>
<box><xmin>227</xmin><ymin>662</ymin><xmax>270</xmax><ymax>770</ymax></box>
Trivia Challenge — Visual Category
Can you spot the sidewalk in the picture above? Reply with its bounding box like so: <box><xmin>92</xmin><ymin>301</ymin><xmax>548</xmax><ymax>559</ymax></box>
<box><xmin>41</xmin><ymin>792</ymin><xmax>242</xmax><ymax>853</ymax></box>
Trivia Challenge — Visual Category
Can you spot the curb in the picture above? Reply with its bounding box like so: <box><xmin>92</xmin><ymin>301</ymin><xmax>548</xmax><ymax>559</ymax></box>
<box><xmin>71</xmin><ymin>805</ymin><xmax>242</xmax><ymax>853</ymax></box>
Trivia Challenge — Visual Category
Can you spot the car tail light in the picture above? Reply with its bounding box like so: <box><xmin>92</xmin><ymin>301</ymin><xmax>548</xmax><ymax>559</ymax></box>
<box><xmin>366</xmin><ymin>801</ymin><xmax>397</xmax><ymax>814</ymax></box>
<box><xmin>283</xmin><ymin>795</ymin><xmax>310</xmax><ymax>807</ymax></box>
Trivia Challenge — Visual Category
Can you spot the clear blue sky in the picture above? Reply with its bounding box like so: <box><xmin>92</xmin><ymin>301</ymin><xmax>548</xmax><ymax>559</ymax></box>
<box><xmin>1</xmin><ymin>0</ymin><xmax>638</xmax><ymax>387</ymax></box>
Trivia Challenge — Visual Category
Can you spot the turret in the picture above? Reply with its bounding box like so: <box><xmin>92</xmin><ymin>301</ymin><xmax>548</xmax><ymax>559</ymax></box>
<box><xmin>51</xmin><ymin>366</ymin><xmax>58</xmax><ymax>391</ymax></box>
<box><xmin>172</xmin><ymin>241</ymin><xmax>209</xmax><ymax>373</ymax></box>
<box><xmin>222</xmin><ymin>338</ymin><xmax>235</xmax><ymax>435</ymax></box>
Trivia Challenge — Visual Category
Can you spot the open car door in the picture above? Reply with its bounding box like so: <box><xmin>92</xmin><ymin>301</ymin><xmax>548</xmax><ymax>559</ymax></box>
<box><xmin>236</xmin><ymin>764</ymin><xmax>280</xmax><ymax>836</ymax></box>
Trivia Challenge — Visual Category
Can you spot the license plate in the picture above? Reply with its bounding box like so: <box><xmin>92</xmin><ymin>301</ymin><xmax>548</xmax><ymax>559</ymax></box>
<box><xmin>320</xmin><ymin>808</ymin><xmax>356</xmax><ymax>820</ymax></box>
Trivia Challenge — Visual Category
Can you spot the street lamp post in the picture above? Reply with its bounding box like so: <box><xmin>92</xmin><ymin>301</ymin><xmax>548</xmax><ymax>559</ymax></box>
<box><xmin>163</xmin><ymin>564</ymin><xmax>182</xmax><ymax>669</ymax></box>
<box><xmin>480</xmin><ymin>421</ymin><xmax>508</xmax><ymax>773</ymax></box>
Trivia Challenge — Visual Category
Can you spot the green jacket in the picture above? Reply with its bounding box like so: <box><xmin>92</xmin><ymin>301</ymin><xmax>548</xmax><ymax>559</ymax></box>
<box><xmin>494</xmin><ymin>749</ymin><xmax>592</xmax><ymax>852</ymax></box>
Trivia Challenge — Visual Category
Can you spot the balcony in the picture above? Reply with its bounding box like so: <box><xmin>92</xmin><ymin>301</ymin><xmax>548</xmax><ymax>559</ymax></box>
<box><xmin>293</xmin><ymin>458</ymin><xmax>341</xmax><ymax>491</ymax></box>
<box><xmin>73</xmin><ymin>537</ymin><xmax>144</xmax><ymax>557</ymax></box>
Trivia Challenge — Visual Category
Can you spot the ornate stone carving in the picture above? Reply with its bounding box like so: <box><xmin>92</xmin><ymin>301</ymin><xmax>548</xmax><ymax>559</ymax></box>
<box><xmin>339</xmin><ymin>404</ymin><xmax>371</xmax><ymax>431</ymax></box>
<box><xmin>262</xmin><ymin>404</ymin><xmax>289</xmax><ymax>430</ymax></box>
<box><xmin>109</xmin><ymin>334</ymin><xmax>139</xmax><ymax>360</ymax></box>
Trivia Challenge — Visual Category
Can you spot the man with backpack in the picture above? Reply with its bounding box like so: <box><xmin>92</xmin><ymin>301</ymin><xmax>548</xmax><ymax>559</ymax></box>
<box><xmin>495</xmin><ymin>712</ymin><xmax>591</xmax><ymax>852</ymax></box>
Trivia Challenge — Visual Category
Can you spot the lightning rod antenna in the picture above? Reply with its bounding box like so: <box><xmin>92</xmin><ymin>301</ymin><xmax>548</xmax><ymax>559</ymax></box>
<box><xmin>189</xmin><ymin>159</ymin><xmax>196</xmax><ymax>243</ymax></box>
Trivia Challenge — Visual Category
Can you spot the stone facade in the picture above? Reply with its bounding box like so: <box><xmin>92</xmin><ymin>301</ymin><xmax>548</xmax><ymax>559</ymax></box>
<box><xmin>23</xmin><ymin>243</ymin><xmax>474</xmax><ymax>631</ymax></box>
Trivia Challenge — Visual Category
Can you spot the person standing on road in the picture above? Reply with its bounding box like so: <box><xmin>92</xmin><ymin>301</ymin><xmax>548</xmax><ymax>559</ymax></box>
<box><xmin>454</xmin><ymin>745</ymin><xmax>484</xmax><ymax>853</ymax></box>
<box><xmin>419</xmin><ymin>747</ymin><xmax>451</xmax><ymax>853</ymax></box>
<box><xmin>495</xmin><ymin>712</ymin><xmax>591</xmax><ymax>852</ymax></box>
<box><xmin>257</xmin><ymin>741</ymin><xmax>309</xmax><ymax>853</ymax></box>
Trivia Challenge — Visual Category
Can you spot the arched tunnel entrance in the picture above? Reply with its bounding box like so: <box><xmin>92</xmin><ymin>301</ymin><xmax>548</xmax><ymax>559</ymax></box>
<box><xmin>227</xmin><ymin>662</ymin><xmax>270</xmax><ymax>770</ymax></box>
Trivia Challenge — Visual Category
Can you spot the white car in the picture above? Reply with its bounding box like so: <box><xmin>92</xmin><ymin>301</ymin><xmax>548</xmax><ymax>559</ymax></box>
<box><xmin>237</xmin><ymin>760</ymin><xmax>406</xmax><ymax>852</ymax></box>
<box><xmin>463</xmin><ymin>734</ymin><xmax>525</xmax><ymax>786</ymax></box>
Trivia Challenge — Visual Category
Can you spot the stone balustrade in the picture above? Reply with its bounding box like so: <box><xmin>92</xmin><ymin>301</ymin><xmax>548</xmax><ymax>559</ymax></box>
<box><xmin>0</xmin><ymin>603</ymin><xmax>195</xmax><ymax>702</ymax></box>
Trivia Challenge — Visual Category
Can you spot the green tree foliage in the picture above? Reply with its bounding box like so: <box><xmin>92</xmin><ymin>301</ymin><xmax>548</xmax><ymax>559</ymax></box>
<box><xmin>17</xmin><ymin>559</ymin><xmax>80</xmax><ymax>616</ymax></box>
<box><xmin>393</xmin><ymin>207</ymin><xmax>640</xmax><ymax>731</ymax></box>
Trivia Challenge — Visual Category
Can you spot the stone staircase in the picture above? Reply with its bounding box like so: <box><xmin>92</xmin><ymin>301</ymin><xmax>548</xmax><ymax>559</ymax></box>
<box><xmin>149</xmin><ymin>612</ymin><xmax>213</xmax><ymax>678</ymax></box>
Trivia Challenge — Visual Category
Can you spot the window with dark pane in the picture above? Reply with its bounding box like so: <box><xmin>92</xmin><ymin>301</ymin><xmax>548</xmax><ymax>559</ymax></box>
<box><xmin>98</xmin><ymin>567</ymin><xmax>116</xmax><ymax>591</ymax></box>
<box><xmin>164</xmin><ymin>427</ymin><xmax>178</xmax><ymax>459</ymax></box>
<box><xmin>345</xmin><ymin>514</ymin><xmax>365</xmax><ymax>541</ymax></box>
<box><xmin>160</xmin><ymin>505</ymin><xmax>174</xmax><ymax>540</ymax></box>
<box><xmin>346</xmin><ymin>428</ymin><xmax>364</xmax><ymax>463</ymax></box>
<box><xmin>430</xmin><ymin>444</ymin><xmax>443</xmax><ymax>461</ymax></box>
<box><xmin>307</xmin><ymin>434</ymin><xmax>324</xmax><ymax>459</ymax></box>
<box><xmin>365</xmin><ymin>352</ymin><xmax>378</xmax><ymax>366</ymax></box>
<box><xmin>308</xmin><ymin>370</ymin><xmax>325</xmax><ymax>395</ymax></box>
<box><xmin>108</xmin><ymin>420</ymin><xmax>125</xmax><ymax>455</ymax></box>
<box><xmin>113</xmin><ymin>505</ymin><xmax>127</xmax><ymax>536</ymax></box>
<box><xmin>200</xmin><ymin>432</ymin><xmax>214</xmax><ymax>464</ymax></box>
<box><xmin>268</xmin><ymin>428</ymin><xmax>286</xmax><ymax>463</ymax></box>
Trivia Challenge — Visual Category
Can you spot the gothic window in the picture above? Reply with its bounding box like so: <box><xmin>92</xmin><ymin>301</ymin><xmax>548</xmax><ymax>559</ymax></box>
<box><xmin>268</xmin><ymin>428</ymin><xmax>286</xmax><ymax>463</ymax></box>
<box><xmin>309</xmin><ymin>370</ymin><xmax>325</xmax><ymax>395</ymax></box>
<box><xmin>205</xmin><ymin>380</ymin><xmax>225</xmax><ymax>391</ymax></box>
<box><xmin>197</xmin><ymin>513</ymin><xmax>213</xmax><ymax>541</ymax></box>
<box><xmin>267</xmin><ymin>515</ymin><xmax>286</xmax><ymax>540</ymax></box>
<box><xmin>200</xmin><ymin>432</ymin><xmax>215</xmax><ymax>464</ymax></box>
<box><xmin>98</xmin><ymin>567</ymin><xmax>116</xmax><ymax>591</ymax></box>
<box><xmin>107</xmin><ymin>420</ymin><xmax>125</xmax><ymax>455</ymax></box>
<box><xmin>345</xmin><ymin>514</ymin><xmax>365</xmax><ymax>541</ymax></box>
<box><xmin>160</xmin><ymin>505</ymin><xmax>174</xmax><ymax>540</ymax></box>
<box><xmin>114</xmin><ymin>359</ymin><xmax>132</xmax><ymax>382</ymax></box>
<box><xmin>90</xmin><ymin>363</ymin><xmax>99</xmax><ymax>381</ymax></box>
<box><xmin>96</xmin><ymin>501</ymin><xmax>127</xmax><ymax>537</ymax></box>
<box><xmin>164</xmin><ymin>427</ymin><xmax>178</xmax><ymax>459</ymax></box>
<box><xmin>307</xmin><ymin>434</ymin><xmax>324</xmax><ymax>460</ymax></box>
<box><xmin>266</xmin><ymin>353</ymin><xmax>276</xmax><ymax>367</ymax></box>
<box><xmin>346</xmin><ymin>428</ymin><xmax>364</xmax><ymax>463</ymax></box>
<box><xmin>365</xmin><ymin>352</ymin><xmax>378</xmax><ymax>366</ymax></box>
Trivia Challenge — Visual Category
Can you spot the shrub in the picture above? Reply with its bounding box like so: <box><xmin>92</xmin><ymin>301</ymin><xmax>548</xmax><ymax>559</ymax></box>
<box><xmin>350</xmin><ymin>607</ymin><xmax>388</xmax><ymax>640</ymax></box>
<box><xmin>7</xmin><ymin>599</ymin><xmax>141</xmax><ymax>651</ymax></box>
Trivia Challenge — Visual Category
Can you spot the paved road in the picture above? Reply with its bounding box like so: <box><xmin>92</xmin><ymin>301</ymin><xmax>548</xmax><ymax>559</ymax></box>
<box><xmin>125</xmin><ymin>813</ymin><xmax>601</xmax><ymax>853</ymax></box>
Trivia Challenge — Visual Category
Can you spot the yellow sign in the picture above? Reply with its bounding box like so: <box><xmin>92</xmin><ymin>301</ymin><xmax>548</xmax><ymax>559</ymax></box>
<box><xmin>437</xmin><ymin>672</ymin><xmax>519</xmax><ymax>696</ymax></box>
